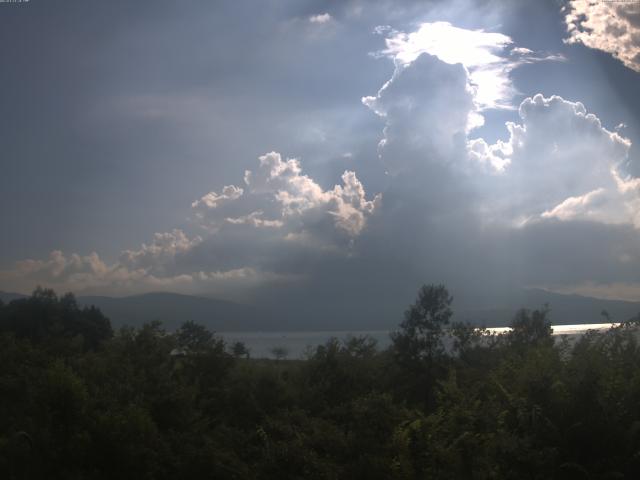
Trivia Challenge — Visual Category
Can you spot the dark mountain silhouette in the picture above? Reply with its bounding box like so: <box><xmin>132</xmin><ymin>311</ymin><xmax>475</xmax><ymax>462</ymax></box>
<box><xmin>76</xmin><ymin>292</ymin><xmax>279</xmax><ymax>331</ymax></box>
<box><xmin>2</xmin><ymin>290</ymin><xmax>277</xmax><ymax>331</ymax></box>
<box><xmin>456</xmin><ymin>288</ymin><xmax>640</xmax><ymax>327</ymax></box>
<box><xmin>2</xmin><ymin>289</ymin><xmax>638</xmax><ymax>331</ymax></box>
<box><xmin>0</xmin><ymin>291</ymin><xmax>27</xmax><ymax>303</ymax></box>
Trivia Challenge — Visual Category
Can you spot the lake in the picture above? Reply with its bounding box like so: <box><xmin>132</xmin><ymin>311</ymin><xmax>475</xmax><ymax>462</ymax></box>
<box><xmin>220</xmin><ymin>323</ymin><xmax>619</xmax><ymax>359</ymax></box>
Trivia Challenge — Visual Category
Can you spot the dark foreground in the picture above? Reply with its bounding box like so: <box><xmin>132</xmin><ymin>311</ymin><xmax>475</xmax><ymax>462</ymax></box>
<box><xmin>2</xmin><ymin>286</ymin><xmax>640</xmax><ymax>479</ymax></box>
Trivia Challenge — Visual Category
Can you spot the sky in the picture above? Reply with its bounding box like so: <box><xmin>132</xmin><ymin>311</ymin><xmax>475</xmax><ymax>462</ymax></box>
<box><xmin>1</xmin><ymin>0</ymin><xmax>639</xmax><ymax>326</ymax></box>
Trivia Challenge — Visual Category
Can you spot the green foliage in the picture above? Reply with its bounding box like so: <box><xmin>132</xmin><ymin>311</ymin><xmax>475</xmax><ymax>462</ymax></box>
<box><xmin>1</xmin><ymin>287</ymin><xmax>640</xmax><ymax>478</ymax></box>
<box><xmin>392</xmin><ymin>284</ymin><xmax>453</xmax><ymax>367</ymax></box>
<box><xmin>269</xmin><ymin>346</ymin><xmax>289</xmax><ymax>361</ymax></box>
<box><xmin>0</xmin><ymin>287</ymin><xmax>112</xmax><ymax>351</ymax></box>
<box><xmin>390</xmin><ymin>284</ymin><xmax>454</xmax><ymax>408</ymax></box>
<box><xmin>508</xmin><ymin>306</ymin><xmax>554</xmax><ymax>349</ymax></box>
<box><xmin>230</xmin><ymin>341</ymin><xmax>250</xmax><ymax>359</ymax></box>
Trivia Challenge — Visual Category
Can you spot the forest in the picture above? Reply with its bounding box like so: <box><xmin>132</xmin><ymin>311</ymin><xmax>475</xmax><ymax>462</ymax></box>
<box><xmin>2</xmin><ymin>285</ymin><xmax>640</xmax><ymax>479</ymax></box>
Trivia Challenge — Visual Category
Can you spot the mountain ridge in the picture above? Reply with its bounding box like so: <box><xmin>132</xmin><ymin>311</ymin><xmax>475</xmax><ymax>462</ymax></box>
<box><xmin>1</xmin><ymin>289</ymin><xmax>638</xmax><ymax>331</ymax></box>
<box><xmin>456</xmin><ymin>288</ymin><xmax>640</xmax><ymax>327</ymax></box>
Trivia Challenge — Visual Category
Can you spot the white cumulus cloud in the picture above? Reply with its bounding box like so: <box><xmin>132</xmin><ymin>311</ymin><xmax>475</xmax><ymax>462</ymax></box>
<box><xmin>309</xmin><ymin>13</ymin><xmax>332</xmax><ymax>24</ymax></box>
<box><xmin>191</xmin><ymin>185</ymin><xmax>244</xmax><ymax>210</ymax></box>
<box><xmin>564</xmin><ymin>0</ymin><xmax>640</xmax><ymax>72</ymax></box>
<box><xmin>119</xmin><ymin>229</ymin><xmax>203</xmax><ymax>274</ymax></box>
<box><xmin>0</xmin><ymin>234</ymin><xmax>294</xmax><ymax>299</ymax></box>
<box><xmin>198</xmin><ymin>151</ymin><xmax>381</xmax><ymax>239</ymax></box>
<box><xmin>470</xmin><ymin>94</ymin><xmax>638</xmax><ymax>228</ymax></box>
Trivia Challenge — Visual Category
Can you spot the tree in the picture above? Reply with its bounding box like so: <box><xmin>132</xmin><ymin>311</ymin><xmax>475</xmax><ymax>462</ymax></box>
<box><xmin>508</xmin><ymin>306</ymin><xmax>553</xmax><ymax>348</ymax></box>
<box><xmin>392</xmin><ymin>284</ymin><xmax>453</xmax><ymax>367</ymax></box>
<box><xmin>391</xmin><ymin>285</ymin><xmax>453</xmax><ymax>408</ymax></box>
<box><xmin>231</xmin><ymin>341</ymin><xmax>250</xmax><ymax>359</ymax></box>
<box><xmin>270</xmin><ymin>346</ymin><xmax>289</xmax><ymax>361</ymax></box>
<box><xmin>0</xmin><ymin>288</ymin><xmax>112</xmax><ymax>350</ymax></box>
<box><xmin>175</xmin><ymin>321</ymin><xmax>217</xmax><ymax>354</ymax></box>
<box><xmin>450</xmin><ymin>320</ymin><xmax>485</xmax><ymax>361</ymax></box>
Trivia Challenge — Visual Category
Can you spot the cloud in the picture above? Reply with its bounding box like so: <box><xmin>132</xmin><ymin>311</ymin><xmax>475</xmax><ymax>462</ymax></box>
<box><xmin>545</xmin><ymin>281</ymin><xmax>640</xmax><ymax>303</ymax></box>
<box><xmin>540</xmin><ymin>188</ymin><xmax>609</xmax><ymax>222</ymax></box>
<box><xmin>2</xmin><ymin>14</ymin><xmax>639</xmax><ymax>318</ymax></box>
<box><xmin>0</xmin><ymin>235</ymin><xmax>297</xmax><ymax>299</ymax></box>
<box><xmin>360</xmin><ymin>37</ymin><xmax>640</xmax><ymax>305</ymax></box>
<box><xmin>0</xmin><ymin>232</ymin><xmax>196</xmax><ymax>295</ymax></box>
<box><xmin>309</xmin><ymin>13</ymin><xmax>332</xmax><ymax>24</ymax></box>
<box><xmin>191</xmin><ymin>185</ymin><xmax>243</xmax><ymax>210</ymax></box>
<box><xmin>197</xmin><ymin>151</ymin><xmax>381</xmax><ymax>239</ymax></box>
<box><xmin>1</xmin><ymin>152</ymin><xmax>380</xmax><ymax>299</ymax></box>
<box><xmin>364</xmin><ymin>22</ymin><xmax>564</xmax><ymax>175</ymax></box>
<box><xmin>12</xmin><ymin>251</ymin><xmax>113</xmax><ymax>285</ymax></box>
<box><xmin>540</xmin><ymin>174</ymin><xmax>640</xmax><ymax>228</ymax></box>
<box><xmin>564</xmin><ymin>0</ymin><xmax>640</xmax><ymax>72</ymax></box>
<box><xmin>373</xmin><ymin>21</ymin><xmax>563</xmax><ymax>112</ymax></box>
<box><xmin>469</xmin><ymin>94</ymin><xmax>638</xmax><ymax>227</ymax></box>
<box><xmin>500</xmin><ymin>217</ymin><xmax>640</xmax><ymax>297</ymax></box>
<box><xmin>466</xmin><ymin>136</ymin><xmax>512</xmax><ymax>172</ymax></box>
<box><xmin>224</xmin><ymin>210</ymin><xmax>284</xmax><ymax>228</ymax></box>
<box><xmin>363</xmin><ymin>52</ymin><xmax>475</xmax><ymax>172</ymax></box>
<box><xmin>119</xmin><ymin>229</ymin><xmax>203</xmax><ymax>274</ymax></box>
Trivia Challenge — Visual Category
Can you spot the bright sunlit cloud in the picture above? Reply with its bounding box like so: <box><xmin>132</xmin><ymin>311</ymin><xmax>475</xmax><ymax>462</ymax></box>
<box><xmin>374</xmin><ymin>21</ymin><xmax>563</xmax><ymax>112</ymax></box>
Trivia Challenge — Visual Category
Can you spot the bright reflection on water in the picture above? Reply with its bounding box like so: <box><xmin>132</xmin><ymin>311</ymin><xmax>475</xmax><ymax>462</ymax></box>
<box><xmin>221</xmin><ymin>323</ymin><xmax>622</xmax><ymax>359</ymax></box>
<box><xmin>485</xmin><ymin>323</ymin><xmax>617</xmax><ymax>335</ymax></box>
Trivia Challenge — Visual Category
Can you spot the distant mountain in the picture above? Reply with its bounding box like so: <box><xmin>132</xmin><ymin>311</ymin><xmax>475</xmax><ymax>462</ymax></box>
<box><xmin>0</xmin><ymin>291</ymin><xmax>27</xmax><ymax>303</ymax></box>
<box><xmin>3</xmin><ymin>288</ymin><xmax>639</xmax><ymax>331</ymax></box>
<box><xmin>77</xmin><ymin>292</ymin><xmax>280</xmax><ymax>332</ymax></box>
<box><xmin>456</xmin><ymin>288</ymin><xmax>640</xmax><ymax>327</ymax></box>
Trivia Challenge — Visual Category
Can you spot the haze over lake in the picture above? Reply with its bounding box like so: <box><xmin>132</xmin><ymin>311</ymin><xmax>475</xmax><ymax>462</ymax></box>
<box><xmin>221</xmin><ymin>323</ymin><xmax>622</xmax><ymax>359</ymax></box>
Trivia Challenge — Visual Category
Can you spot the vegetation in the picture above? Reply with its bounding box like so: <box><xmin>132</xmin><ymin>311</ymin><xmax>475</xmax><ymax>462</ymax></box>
<box><xmin>1</xmin><ymin>286</ymin><xmax>640</xmax><ymax>479</ymax></box>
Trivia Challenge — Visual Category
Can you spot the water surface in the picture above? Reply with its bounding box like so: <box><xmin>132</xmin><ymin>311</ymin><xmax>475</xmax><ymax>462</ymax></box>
<box><xmin>221</xmin><ymin>323</ymin><xmax>619</xmax><ymax>359</ymax></box>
